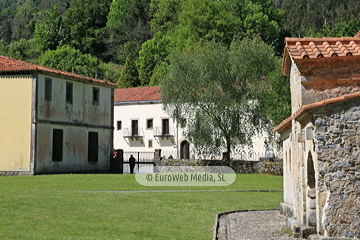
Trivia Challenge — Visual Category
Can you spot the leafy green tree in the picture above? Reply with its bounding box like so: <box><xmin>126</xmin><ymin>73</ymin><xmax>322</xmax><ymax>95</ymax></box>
<box><xmin>117</xmin><ymin>54</ymin><xmax>140</xmax><ymax>88</ymax></box>
<box><xmin>34</xmin><ymin>5</ymin><xmax>64</xmax><ymax>52</ymax></box>
<box><xmin>11</xmin><ymin>0</ymin><xmax>39</xmax><ymax>40</ymax></box>
<box><xmin>6</xmin><ymin>38</ymin><xmax>39</xmax><ymax>61</ymax></box>
<box><xmin>62</xmin><ymin>0</ymin><xmax>112</xmax><ymax>58</ymax></box>
<box><xmin>150</xmin><ymin>0</ymin><xmax>181</xmax><ymax>33</ymax></box>
<box><xmin>265</xmin><ymin>58</ymin><xmax>291</xmax><ymax>126</ymax></box>
<box><xmin>106</xmin><ymin>0</ymin><xmax>151</xmax><ymax>63</ymax></box>
<box><xmin>39</xmin><ymin>45</ymin><xmax>99</xmax><ymax>77</ymax></box>
<box><xmin>137</xmin><ymin>31</ymin><xmax>170</xmax><ymax>86</ymax></box>
<box><xmin>161</xmin><ymin>39</ymin><xmax>277</xmax><ymax>161</ymax></box>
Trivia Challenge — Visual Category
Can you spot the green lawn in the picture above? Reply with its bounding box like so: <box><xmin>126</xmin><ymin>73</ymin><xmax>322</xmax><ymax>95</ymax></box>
<box><xmin>0</xmin><ymin>174</ymin><xmax>283</xmax><ymax>239</ymax></box>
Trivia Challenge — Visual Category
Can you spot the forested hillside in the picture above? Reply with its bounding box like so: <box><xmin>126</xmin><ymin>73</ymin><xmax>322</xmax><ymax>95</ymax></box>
<box><xmin>0</xmin><ymin>0</ymin><xmax>359</xmax><ymax>86</ymax></box>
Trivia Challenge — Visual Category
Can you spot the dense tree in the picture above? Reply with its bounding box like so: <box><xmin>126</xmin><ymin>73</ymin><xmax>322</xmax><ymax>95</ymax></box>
<box><xmin>39</xmin><ymin>45</ymin><xmax>99</xmax><ymax>77</ymax></box>
<box><xmin>34</xmin><ymin>5</ymin><xmax>64</xmax><ymax>52</ymax></box>
<box><xmin>137</xmin><ymin>31</ymin><xmax>170</xmax><ymax>86</ymax></box>
<box><xmin>106</xmin><ymin>0</ymin><xmax>151</xmax><ymax>63</ymax></box>
<box><xmin>117</xmin><ymin>54</ymin><xmax>140</xmax><ymax>88</ymax></box>
<box><xmin>62</xmin><ymin>0</ymin><xmax>112</xmax><ymax>58</ymax></box>
<box><xmin>265</xmin><ymin>58</ymin><xmax>291</xmax><ymax>126</ymax></box>
<box><xmin>161</xmin><ymin>39</ymin><xmax>277</xmax><ymax>161</ymax></box>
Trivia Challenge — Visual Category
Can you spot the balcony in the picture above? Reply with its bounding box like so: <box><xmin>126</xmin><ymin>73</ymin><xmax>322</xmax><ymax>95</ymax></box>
<box><xmin>153</xmin><ymin>126</ymin><xmax>175</xmax><ymax>143</ymax></box>
<box><xmin>123</xmin><ymin>127</ymin><xmax>144</xmax><ymax>142</ymax></box>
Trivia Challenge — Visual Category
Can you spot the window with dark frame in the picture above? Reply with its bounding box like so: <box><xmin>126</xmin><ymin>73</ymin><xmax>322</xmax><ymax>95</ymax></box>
<box><xmin>66</xmin><ymin>82</ymin><xmax>73</xmax><ymax>104</ymax></box>
<box><xmin>131</xmin><ymin>120</ymin><xmax>138</xmax><ymax>136</ymax></box>
<box><xmin>93</xmin><ymin>87</ymin><xmax>100</xmax><ymax>105</ymax></box>
<box><xmin>117</xmin><ymin>121</ymin><xmax>122</xmax><ymax>130</ymax></box>
<box><xmin>52</xmin><ymin>129</ymin><xmax>63</xmax><ymax>162</ymax></box>
<box><xmin>146</xmin><ymin>119</ymin><xmax>153</xmax><ymax>129</ymax></box>
<box><xmin>148</xmin><ymin>139</ymin><xmax>153</xmax><ymax>148</ymax></box>
<box><xmin>45</xmin><ymin>78</ymin><xmax>52</xmax><ymax>101</ymax></box>
<box><xmin>162</xmin><ymin>118</ymin><xmax>169</xmax><ymax>135</ymax></box>
<box><xmin>88</xmin><ymin>132</ymin><xmax>98</xmax><ymax>162</ymax></box>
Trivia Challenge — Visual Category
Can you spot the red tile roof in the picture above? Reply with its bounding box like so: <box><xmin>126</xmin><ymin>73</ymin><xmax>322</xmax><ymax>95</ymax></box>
<box><xmin>282</xmin><ymin>34</ymin><xmax>360</xmax><ymax>75</ymax></box>
<box><xmin>114</xmin><ymin>86</ymin><xmax>161</xmax><ymax>103</ymax></box>
<box><xmin>274</xmin><ymin>91</ymin><xmax>360</xmax><ymax>133</ymax></box>
<box><xmin>0</xmin><ymin>56</ymin><xmax>117</xmax><ymax>88</ymax></box>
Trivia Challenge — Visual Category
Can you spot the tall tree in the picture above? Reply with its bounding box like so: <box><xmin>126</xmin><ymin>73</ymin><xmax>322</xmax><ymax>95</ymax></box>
<box><xmin>106</xmin><ymin>0</ymin><xmax>151</xmax><ymax>63</ymax></box>
<box><xmin>62</xmin><ymin>0</ymin><xmax>112</xmax><ymax>58</ymax></box>
<box><xmin>39</xmin><ymin>45</ymin><xmax>99</xmax><ymax>77</ymax></box>
<box><xmin>117</xmin><ymin>54</ymin><xmax>140</xmax><ymax>88</ymax></box>
<box><xmin>34</xmin><ymin>5</ymin><xmax>64</xmax><ymax>52</ymax></box>
<box><xmin>161</xmin><ymin>39</ymin><xmax>277</xmax><ymax>161</ymax></box>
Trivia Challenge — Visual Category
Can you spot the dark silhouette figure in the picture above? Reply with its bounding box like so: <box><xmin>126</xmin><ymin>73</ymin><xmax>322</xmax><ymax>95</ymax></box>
<box><xmin>129</xmin><ymin>155</ymin><xmax>136</xmax><ymax>174</ymax></box>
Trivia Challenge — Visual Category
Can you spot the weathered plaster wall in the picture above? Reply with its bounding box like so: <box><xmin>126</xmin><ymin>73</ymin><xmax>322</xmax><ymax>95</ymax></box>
<box><xmin>35</xmin><ymin>124</ymin><xmax>111</xmax><ymax>173</ymax></box>
<box><xmin>35</xmin><ymin>74</ymin><xmax>113</xmax><ymax>174</ymax></box>
<box><xmin>314</xmin><ymin>99</ymin><xmax>360</xmax><ymax>238</ymax></box>
<box><xmin>0</xmin><ymin>75</ymin><xmax>32</xmax><ymax>172</ymax></box>
<box><xmin>37</xmin><ymin>74</ymin><xmax>112</xmax><ymax>126</ymax></box>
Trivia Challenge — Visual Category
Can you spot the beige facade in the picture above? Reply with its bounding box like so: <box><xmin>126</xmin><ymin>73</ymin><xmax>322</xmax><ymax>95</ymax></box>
<box><xmin>0</xmin><ymin>56</ymin><xmax>117</xmax><ymax>175</ymax></box>
<box><xmin>0</xmin><ymin>75</ymin><xmax>33</xmax><ymax>172</ymax></box>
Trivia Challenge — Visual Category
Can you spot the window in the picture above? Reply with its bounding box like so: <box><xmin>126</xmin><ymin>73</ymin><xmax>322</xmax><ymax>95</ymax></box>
<box><xmin>148</xmin><ymin>139</ymin><xmax>153</xmax><ymax>148</ymax></box>
<box><xmin>162</xmin><ymin>119</ymin><xmax>169</xmax><ymax>135</ymax></box>
<box><xmin>146</xmin><ymin>119</ymin><xmax>153</xmax><ymax>129</ymax></box>
<box><xmin>45</xmin><ymin>78</ymin><xmax>52</xmax><ymax>101</ymax></box>
<box><xmin>52</xmin><ymin>129</ymin><xmax>63</xmax><ymax>162</ymax></box>
<box><xmin>93</xmin><ymin>87</ymin><xmax>100</xmax><ymax>105</ymax></box>
<box><xmin>131</xmin><ymin>120</ymin><xmax>138</xmax><ymax>136</ymax></box>
<box><xmin>66</xmin><ymin>82</ymin><xmax>73</xmax><ymax>104</ymax></box>
<box><xmin>88</xmin><ymin>132</ymin><xmax>98</xmax><ymax>162</ymax></box>
<box><xmin>117</xmin><ymin>121</ymin><xmax>122</xmax><ymax>130</ymax></box>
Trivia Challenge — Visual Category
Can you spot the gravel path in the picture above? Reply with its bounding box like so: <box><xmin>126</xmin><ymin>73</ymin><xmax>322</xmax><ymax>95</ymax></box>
<box><xmin>216</xmin><ymin>210</ymin><xmax>300</xmax><ymax>240</ymax></box>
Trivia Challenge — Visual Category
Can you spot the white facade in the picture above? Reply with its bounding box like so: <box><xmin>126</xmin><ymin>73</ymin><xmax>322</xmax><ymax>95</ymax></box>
<box><xmin>113</xmin><ymin>87</ymin><xmax>275</xmax><ymax>161</ymax></box>
<box><xmin>114</xmin><ymin>101</ymin><xmax>189</xmax><ymax>159</ymax></box>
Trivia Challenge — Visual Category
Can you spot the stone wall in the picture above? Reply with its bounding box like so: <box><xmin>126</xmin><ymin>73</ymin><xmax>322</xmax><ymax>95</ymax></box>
<box><xmin>314</xmin><ymin>99</ymin><xmax>360</xmax><ymax>238</ymax></box>
<box><xmin>155</xmin><ymin>159</ymin><xmax>283</xmax><ymax>175</ymax></box>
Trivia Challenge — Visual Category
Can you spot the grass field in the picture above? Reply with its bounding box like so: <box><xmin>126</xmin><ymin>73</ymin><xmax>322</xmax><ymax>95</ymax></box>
<box><xmin>0</xmin><ymin>174</ymin><xmax>283</xmax><ymax>239</ymax></box>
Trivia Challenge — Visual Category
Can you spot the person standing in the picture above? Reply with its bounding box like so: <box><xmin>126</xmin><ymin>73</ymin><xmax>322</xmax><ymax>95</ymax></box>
<box><xmin>129</xmin><ymin>155</ymin><xmax>136</xmax><ymax>174</ymax></box>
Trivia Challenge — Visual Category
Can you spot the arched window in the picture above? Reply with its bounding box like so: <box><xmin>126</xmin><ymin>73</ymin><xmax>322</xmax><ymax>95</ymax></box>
<box><xmin>307</xmin><ymin>153</ymin><xmax>315</xmax><ymax>189</ymax></box>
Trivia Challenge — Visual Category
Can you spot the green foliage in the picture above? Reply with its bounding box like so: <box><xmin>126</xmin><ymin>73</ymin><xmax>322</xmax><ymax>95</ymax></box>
<box><xmin>106</xmin><ymin>0</ymin><xmax>151</xmax><ymax>63</ymax></box>
<box><xmin>6</xmin><ymin>38</ymin><xmax>39</xmax><ymax>61</ymax></box>
<box><xmin>265</xmin><ymin>58</ymin><xmax>291</xmax><ymax>126</ymax></box>
<box><xmin>34</xmin><ymin>5</ymin><xmax>64</xmax><ymax>52</ymax></box>
<box><xmin>62</xmin><ymin>0</ymin><xmax>112</xmax><ymax>57</ymax></box>
<box><xmin>150</xmin><ymin>0</ymin><xmax>181</xmax><ymax>33</ymax></box>
<box><xmin>117</xmin><ymin>54</ymin><xmax>140</xmax><ymax>88</ymax></box>
<box><xmin>137</xmin><ymin>31</ymin><xmax>171</xmax><ymax>86</ymax></box>
<box><xmin>39</xmin><ymin>45</ymin><xmax>99</xmax><ymax>77</ymax></box>
<box><xmin>11</xmin><ymin>0</ymin><xmax>39</xmax><ymax>41</ymax></box>
<box><xmin>161</xmin><ymin>39</ymin><xmax>277</xmax><ymax>160</ymax></box>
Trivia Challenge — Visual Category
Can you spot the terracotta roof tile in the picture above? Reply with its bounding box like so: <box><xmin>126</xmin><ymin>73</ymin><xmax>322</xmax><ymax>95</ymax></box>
<box><xmin>274</xmin><ymin>91</ymin><xmax>360</xmax><ymax>132</ymax></box>
<box><xmin>284</xmin><ymin>37</ymin><xmax>360</xmax><ymax>60</ymax></box>
<box><xmin>114</xmin><ymin>86</ymin><xmax>161</xmax><ymax>103</ymax></box>
<box><xmin>282</xmin><ymin>34</ymin><xmax>360</xmax><ymax>76</ymax></box>
<box><xmin>0</xmin><ymin>56</ymin><xmax>117</xmax><ymax>88</ymax></box>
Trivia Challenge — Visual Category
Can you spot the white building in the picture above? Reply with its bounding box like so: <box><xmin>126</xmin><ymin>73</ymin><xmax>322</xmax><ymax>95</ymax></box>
<box><xmin>113</xmin><ymin>86</ymin><xmax>274</xmax><ymax>161</ymax></box>
<box><xmin>113</xmin><ymin>86</ymin><xmax>190</xmax><ymax>160</ymax></box>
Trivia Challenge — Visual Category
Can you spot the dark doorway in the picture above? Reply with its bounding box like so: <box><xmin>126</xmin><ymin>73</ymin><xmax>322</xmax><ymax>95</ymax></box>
<box><xmin>131</xmin><ymin>120</ymin><xmax>138</xmax><ymax>136</ymax></box>
<box><xmin>162</xmin><ymin>119</ymin><xmax>169</xmax><ymax>135</ymax></box>
<box><xmin>180</xmin><ymin>140</ymin><xmax>190</xmax><ymax>159</ymax></box>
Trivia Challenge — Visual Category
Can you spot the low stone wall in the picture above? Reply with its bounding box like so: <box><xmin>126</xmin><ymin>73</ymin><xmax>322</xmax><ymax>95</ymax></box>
<box><xmin>155</xmin><ymin>159</ymin><xmax>283</xmax><ymax>175</ymax></box>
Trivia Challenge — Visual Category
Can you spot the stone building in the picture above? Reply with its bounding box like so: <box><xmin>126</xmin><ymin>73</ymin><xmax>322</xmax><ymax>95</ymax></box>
<box><xmin>0</xmin><ymin>56</ymin><xmax>117</xmax><ymax>175</ymax></box>
<box><xmin>275</xmin><ymin>33</ymin><xmax>360</xmax><ymax>239</ymax></box>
